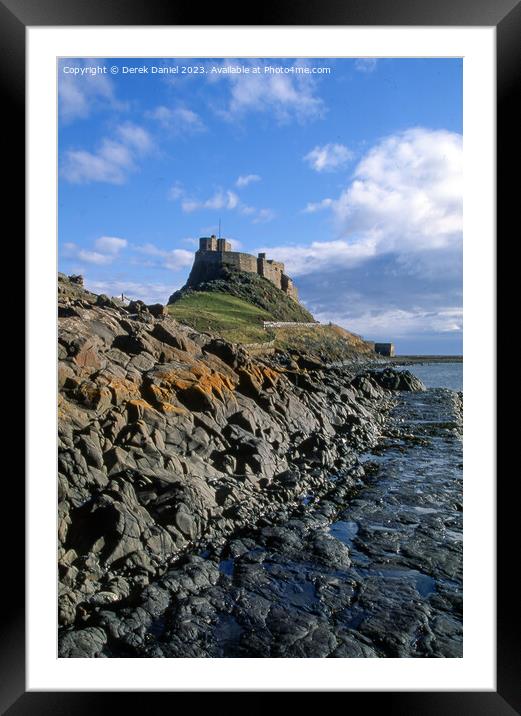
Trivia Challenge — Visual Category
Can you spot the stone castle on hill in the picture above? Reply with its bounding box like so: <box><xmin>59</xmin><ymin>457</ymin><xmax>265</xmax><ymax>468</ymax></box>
<box><xmin>186</xmin><ymin>235</ymin><xmax>299</xmax><ymax>302</ymax></box>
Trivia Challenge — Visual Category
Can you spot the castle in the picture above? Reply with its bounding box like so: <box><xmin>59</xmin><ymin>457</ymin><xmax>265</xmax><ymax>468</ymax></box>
<box><xmin>186</xmin><ymin>236</ymin><xmax>299</xmax><ymax>302</ymax></box>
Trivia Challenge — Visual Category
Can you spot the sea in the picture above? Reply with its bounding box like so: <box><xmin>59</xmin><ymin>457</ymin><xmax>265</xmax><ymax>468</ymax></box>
<box><xmin>115</xmin><ymin>361</ymin><xmax>464</xmax><ymax>657</ymax></box>
<box><xmin>396</xmin><ymin>360</ymin><xmax>462</xmax><ymax>391</ymax></box>
<box><xmin>212</xmin><ymin>360</ymin><xmax>464</xmax><ymax>656</ymax></box>
<box><xmin>207</xmin><ymin>361</ymin><xmax>464</xmax><ymax>656</ymax></box>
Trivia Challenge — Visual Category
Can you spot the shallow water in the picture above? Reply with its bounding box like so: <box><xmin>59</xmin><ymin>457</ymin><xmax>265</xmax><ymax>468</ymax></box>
<box><xmin>396</xmin><ymin>361</ymin><xmax>462</xmax><ymax>391</ymax></box>
<box><xmin>103</xmin><ymin>368</ymin><xmax>463</xmax><ymax>658</ymax></box>
<box><xmin>321</xmin><ymin>387</ymin><xmax>463</xmax><ymax>655</ymax></box>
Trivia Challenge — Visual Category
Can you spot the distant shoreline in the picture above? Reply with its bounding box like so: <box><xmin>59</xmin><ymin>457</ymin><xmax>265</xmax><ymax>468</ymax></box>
<box><xmin>389</xmin><ymin>355</ymin><xmax>463</xmax><ymax>364</ymax></box>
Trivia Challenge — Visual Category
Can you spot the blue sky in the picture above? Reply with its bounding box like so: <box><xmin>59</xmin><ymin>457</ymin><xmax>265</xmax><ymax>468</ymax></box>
<box><xmin>58</xmin><ymin>57</ymin><xmax>462</xmax><ymax>354</ymax></box>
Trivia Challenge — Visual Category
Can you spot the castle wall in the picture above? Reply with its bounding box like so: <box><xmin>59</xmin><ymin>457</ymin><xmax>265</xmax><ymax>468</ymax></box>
<box><xmin>257</xmin><ymin>257</ymin><xmax>284</xmax><ymax>290</ymax></box>
<box><xmin>187</xmin><ymin>249</ymin><xmax>258</xmax><ymax>286</ymax></box>
<box><xmin>188</xmin><ymin>239</ymin><xmax>299</xmax><ymax>302</ymax></box>
<box><xmin>281</xmin><ymin>274</ymin><xmax>298</xmax><ymax>301</ymax></box>
<box><xmin>222</xmin><ymin>251</ymin><xmax>258</xmax><ymax>273</ymax></box>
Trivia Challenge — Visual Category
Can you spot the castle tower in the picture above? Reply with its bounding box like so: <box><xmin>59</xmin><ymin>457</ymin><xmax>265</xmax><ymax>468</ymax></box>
<box><xmin>257</xmin><ymin>253</ymin><xmax>284</xmax><ymax>290</ymax></box>
<box><xmin>199</xmin><ymin>235</ymin><xmax>218</xmax><ymax>252</ymax></box>
<box><xmin>217</xmin><ymin>238</ymin><xmax>231</xmax><ymax>252</ymax></box>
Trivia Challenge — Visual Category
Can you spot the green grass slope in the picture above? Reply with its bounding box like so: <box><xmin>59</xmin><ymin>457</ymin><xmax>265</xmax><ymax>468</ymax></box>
<box><xmin>273</xmin><ymin>323</ymin><xmax>376</xmax><ymax>361</ymax></box>
<box><xmin>167</xmin><ymin>291</ymin><xmax>275</xmax><ymax>344</ymax></box>
<box><xmin>167</xmin><ymin>267</ymin><xmax>376</xmax><ymax>358</ymax></box>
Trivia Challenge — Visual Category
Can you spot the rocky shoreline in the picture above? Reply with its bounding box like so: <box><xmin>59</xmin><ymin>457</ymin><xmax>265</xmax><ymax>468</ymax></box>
<box><xmin>57</xmin><ymin>275</ymin><xmax>426</xmax><ymax>657</ymax></box>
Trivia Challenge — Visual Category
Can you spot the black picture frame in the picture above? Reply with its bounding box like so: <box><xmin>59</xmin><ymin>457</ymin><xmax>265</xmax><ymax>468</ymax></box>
<box><xmin>4</xmin><ymin>0</ymin><xmax>513</xmax><ymax>710</ymax></box>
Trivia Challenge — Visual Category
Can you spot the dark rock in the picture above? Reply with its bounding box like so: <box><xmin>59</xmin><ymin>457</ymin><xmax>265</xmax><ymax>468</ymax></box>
<box><xmin>370</xmin><ymin>368</ymin><xmax>425</xmax><ymax>392</ymax></box>
<box><xmin>75</xmin><ymin>381</ymin><xmax>112</xmax><ymax>413</ymax></box>
<box><xmin>147</xmin><ymin>303</ymin><xmax>167</xmax><ymax>318</ymax></box>
<box><xmin>96</xmin><ymin>294</ymin><xmax>118</xmax><ymax>308</ymax></box>
<box><xmin>58</xmin><ymin>626</ymin><xmax>107</xmax><ymax>657</ymax></box>
<box><xmin>177</xmin><ymin>385</ymin><xmax>214</xmax><ymax>412</ymax></box>
<box><xmin>127</xmin><ymin>300</ymin><xmax>148</xmax><ymax>314</ymax></box>
<box><xmin>60</xmin><ymin>276</ymin><xmax>442</xmax><ymax>657</ymax></box>
<box><xmin>151</xmin><ymin>322</ymin><xmax>189</xmax><ymax>351</ymax></box>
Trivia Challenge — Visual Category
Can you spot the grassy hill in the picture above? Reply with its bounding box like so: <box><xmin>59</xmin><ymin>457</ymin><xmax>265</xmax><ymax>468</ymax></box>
<box><xmin>168</xmin><ymin>268</ymin><xmax>315</xmax><ymax>323</ymax></box>
<box><xmin>273</xmin><ymin>323</ymin><xmax>376</xmax><ymax>361</ymax></box>
<box><xmin>167</xmin><ymin>291</ymin><xmax>275</xmax><ymax>344</ymax></box>
<box><xmin>167</xmin><ymin>267</ymin><xmax>376</xmax><ymax>358</ymax></box>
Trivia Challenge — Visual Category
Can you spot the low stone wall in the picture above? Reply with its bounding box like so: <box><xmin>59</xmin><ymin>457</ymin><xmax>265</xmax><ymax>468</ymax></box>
<box><xmin>263</xmin><ymin>321</ymin><xmax>320</xmax><ymax>328</ymax></box>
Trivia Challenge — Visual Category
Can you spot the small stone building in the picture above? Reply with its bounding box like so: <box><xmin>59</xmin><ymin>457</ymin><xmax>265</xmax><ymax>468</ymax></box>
<box><xmin>374</xmin><ymin>342</ymin><xmax>395</xmax><ymax>357</ymax></box>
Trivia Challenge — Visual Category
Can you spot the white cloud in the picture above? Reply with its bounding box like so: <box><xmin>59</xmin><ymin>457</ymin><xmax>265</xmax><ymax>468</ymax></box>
<box><xmin>115</xmin><ymin>123</ymin><xmax>153</xmax><ymax>152</ymax></box>
<box><xmin>169</xmin><ymin>183</ymin><xmax>275</xmax><ymax>223</ymax></box>
<box><xmin>86</xmin><ymin>279</ymin><xmax>176</xmax><ymax>305</ymax></box>
<box><xmin>355</xmin><ymin>58</ymin><xmax>378</xmax><ymax>73</ymax></box>
<box><xmin>252</xmin><ymin>208</ymin><xmax>276</xmax><ymax>224</ymax></box>
<box><xmin>60</xmin><ymin>142</ymin><xmax>132</xmax><ymax>184</ymax></box>
<box><xmin>261</xmin><ymin>128</ymin><xmax>463</xmax><ymax>346</ymax></box>
<box><xmin>181</xmin><ymin>189</ymin><xmax>240</xmax><ymax>213</ymax></box>
<box><xmin>77</xmin><ymin>250</ymin><xmax>113</xmax><ymax>265</ymax></box>
<box><xmin>162</xmin><ymin>250</ymin><xmax>195</xmax><ymax>271</ymax></box>
<box><xmin>239</xmin><ymin>204</ymin><xmax>276</xmax><ymax>223</ymax></box>
<box><xmin>257</xmin><ymin>238</ymin><xmax>378</xmax><ymax>277</ymax></box>
<box><xmin>236</xmin><ymin>174</ymin><xmax>261</xmax><ymax>188</ymax></box>
<box><xmin>61</xmin><ymin>122</ymin><xmax>153</xmax><ymax>184</ymax></box>
<box><xmin>304</xmin><ymin>143</ymin><xmax>353</xmax><ymax>172</ymax></box>
<box><xmin>333</xmin><ymin>128</ymin><xmax>463</xmax><ymax>252</ymax></box>
<box><xmin>61</xmin><ymin>236</ymin><xmax>129</xmax><ymax>265</ymax></box>
<box><xmin>94</xmin><ymin>236</ymin><xmax>127</xmax><ymax>254</ymax></box>
<box><xmin>62</xmin><ymin>242</ymin><xmax>77</xmax><ymax>254</ymax></box>
<box><xmin>147</xmin><ymin>105</ymin><xmax>205</xmax><ymax>133</ymax></box>
<box><xmin>168</xmin><ymin>182</ymin><xmax>184</xmax><ymax>201</ymax></box>
<box><xmin>313</xmin><ymin>307</ymin><xmax>462</xmax><ymax>341</ymax></box>
<box><xmin>212</xmin><ymin>60</ymin><xmax>325</xmax><ymax>123</ymax></box>
<box><xmin>258</xmin><ymin>127</ymin><xmax>463</xmax><ymax>345</ymax></box>
<box><xmin>58</xmin><ymin>60</ymin><xmax>125</xmax><ymax>123</ymax></box>
<box><xmin>291</xmin><ymin>127</ymin><xmax>462</xmax><ymax>272</ymax></box>
<box><xmin>303</xmin><ymin>198</ymin><xmax>335</xmax><ymax>213</ymax></box>
<box><xmin>135</xmin><ymin>243</ymin><xmax>194</xmax><ymax>270</ymax></box>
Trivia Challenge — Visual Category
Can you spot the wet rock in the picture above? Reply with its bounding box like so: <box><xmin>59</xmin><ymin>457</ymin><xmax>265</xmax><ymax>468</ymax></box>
<box><xmin>79</xmin><ymin>387</ymin><xmax>462</xmax><ymax>659</ymax></box>
<box><xmin>59</xmin><ymin>626</ymin><xmax>107</xmax><ymax>658</ymax></box>
<box><xmin>370</xmin><ymin>368</ymin><xmax>425</xmax><ymax>392</ymax></box>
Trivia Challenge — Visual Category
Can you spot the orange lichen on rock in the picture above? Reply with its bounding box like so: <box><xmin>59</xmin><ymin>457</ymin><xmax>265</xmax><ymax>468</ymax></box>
<box><xmin>158</xmin><ymin>403</ymin><xmax>189</xmax><ymax>415</ymax></box>
<box><xmin>260</xmin><ymin>365</ymin><xmax>281</xmax><ymax>388</ymax></box>
<box><xmin>237</xmin><ymin>363</ymin><xmax>281</xmax><ymax>396</ymax></box>
<box><xmin>146</xmin><ymin>383</ymin><xmax>172</xmax><ymax>403</ymax></box>
<box><xmin>106</xmin><ymin>377</ymin><xmax>143</xmax><ymax>406</ymax></box>
<box><xmin>126</xmin><ymin>399</ymin><xmax>158</xmax><ymax>421</ymax></box>
<box><xmin>152</xmin><ymin>359</ymin><xmax>238</xmax><ymax>407</ymax></box>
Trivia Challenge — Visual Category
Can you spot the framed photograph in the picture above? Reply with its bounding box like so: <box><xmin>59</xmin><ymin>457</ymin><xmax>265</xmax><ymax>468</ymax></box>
<box><xmin>5</xmin><ymin>0</ymin><xmax>513</xmax><ymax>709</ymax></box>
